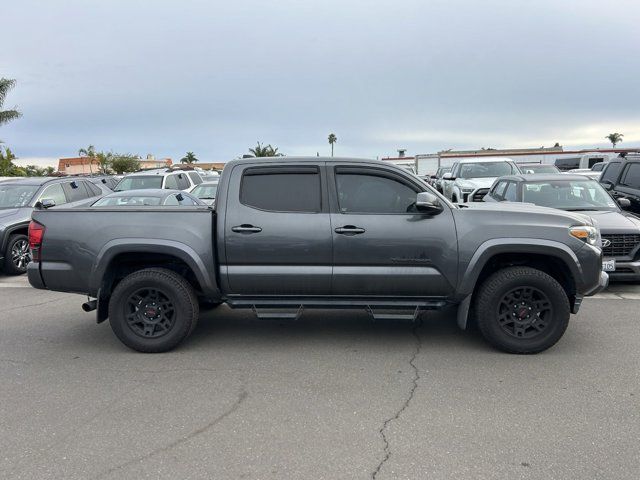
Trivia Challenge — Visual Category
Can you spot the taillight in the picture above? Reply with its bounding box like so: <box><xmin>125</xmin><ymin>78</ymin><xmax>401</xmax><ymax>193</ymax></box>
<box><xmin>28</xmin><ymin>220</ymin><xmax>45</xmax><ymax>261</ymax></box>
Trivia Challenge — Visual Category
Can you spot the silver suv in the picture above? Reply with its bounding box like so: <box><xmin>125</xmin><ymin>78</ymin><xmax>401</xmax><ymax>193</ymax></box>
<box><xmin>114</xmin><ymin>168</ymin><xmax>203</xmax><ymax>192</ymax></box>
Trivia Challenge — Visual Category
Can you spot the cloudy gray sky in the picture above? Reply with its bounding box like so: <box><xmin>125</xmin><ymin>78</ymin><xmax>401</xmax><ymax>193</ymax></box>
<box><xmin>2</xmin><ymin>0</ymin><xmax>640</xmax><ymax>166</ymax></box>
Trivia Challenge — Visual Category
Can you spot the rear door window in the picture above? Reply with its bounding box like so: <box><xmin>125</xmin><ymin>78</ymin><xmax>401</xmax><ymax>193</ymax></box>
<box><xmin>240</xmin><ymin>166</ymin><xmax>321</xmax><ymax>212</ymax></box>
<box><xmin>491</xmin><ymin>181</ymin><xmax>508</xmax><ymax>200</ymax></box>
<box><xmin>620</xmin><ymin>163</ymin><xmax>640</xmax><ymax>189</ymax></box>
<box><xmin>176</xmin><ymin>173</ymin><xmax>191</xmax><ymax>190</ymax></box>
<box><xmin>62</xmin><ymin>181</ymin><xmax>90</xmax><ymax>202</ymax></box>
<box><xmin>600</xmin><ymin>161</ymin><xmax>622</xmax><ymax>184</ymax></box>
<box><xmin>164</xmin><ymin>175</ymin><xmax>179</xmax><ymax>189</ymax></box>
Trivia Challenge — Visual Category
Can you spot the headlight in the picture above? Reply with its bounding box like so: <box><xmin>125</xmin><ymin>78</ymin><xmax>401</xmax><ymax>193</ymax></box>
<box><xmin>569</xmin><ymin>226</ymin><xmax>599</xmax><ymax>246</ymax></box>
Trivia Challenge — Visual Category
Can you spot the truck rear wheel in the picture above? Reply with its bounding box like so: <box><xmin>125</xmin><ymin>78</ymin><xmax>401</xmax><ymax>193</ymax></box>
<box><xmin>108</xmin><ymin>268</ymin><xmax>199</xmax><ymax>353</ymax></box>
<box><xmin>474</xmin><ymin>266</ymin><xmax>570</xmax><ymax>354</ymax></box>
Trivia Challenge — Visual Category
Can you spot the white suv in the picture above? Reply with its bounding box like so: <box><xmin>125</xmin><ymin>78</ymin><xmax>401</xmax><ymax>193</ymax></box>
<box><xmin>442</xmin><ymin>158</ymin><xmax>521</xmax><ymax>203</ymax></box>
<box><xmin>114</xmin><ymin>169</ymin><xmax>203</xmax><ymax>192</ymax></box>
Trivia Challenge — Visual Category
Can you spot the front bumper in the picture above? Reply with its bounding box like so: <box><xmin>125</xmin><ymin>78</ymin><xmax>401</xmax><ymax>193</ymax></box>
<box><xmin>608</xmin><ymin>259</ymin><xmax>640</xmax><ymax>280</ymax></box>
<box><xmin>573</xmin><ymin>271</ymin><xmax>609</xmax><ymax>313</ymax></box>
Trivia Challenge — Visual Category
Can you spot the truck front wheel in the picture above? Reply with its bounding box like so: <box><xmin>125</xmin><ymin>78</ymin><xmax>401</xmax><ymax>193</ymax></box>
<box><xmin>474</xmin><ymin>266</ymin><xmax>570</xmax><ymax>354</ymax></box>
<box><xmin>108</xmin><ymin>268</ymin><xmax>199</xmax><ymax>353</ymax></box>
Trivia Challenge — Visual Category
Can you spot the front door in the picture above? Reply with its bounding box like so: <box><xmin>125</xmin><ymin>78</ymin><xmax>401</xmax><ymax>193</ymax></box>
<box><xmin>223</xmin><ymin>163</ymin><xmax>332</xmax><ymax>295</ymax></box>
<box><xmin>328</xmin><ymin>164</ymin><xmax>458</xmax><ymax>297</ymax></box>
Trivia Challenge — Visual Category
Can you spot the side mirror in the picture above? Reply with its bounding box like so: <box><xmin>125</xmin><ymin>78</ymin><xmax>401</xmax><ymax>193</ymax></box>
<box><xmin>601</xmin><ymin>180</ymin><xmax>614</xmax><ymax>191</ymax></box>
<box><xmin>35</xmin><ymin>199</ymin><xmax>56</xmax><ymax>209</ymax></box>
<box><xmin>618</xmin><ymin>197</ymin><xmax>631</xmax><ymax>209</ymax></box>
<box><xmin>416</xmin><ymin>192</ymin><xmax>443</xmax><ymax>214</ymax></box>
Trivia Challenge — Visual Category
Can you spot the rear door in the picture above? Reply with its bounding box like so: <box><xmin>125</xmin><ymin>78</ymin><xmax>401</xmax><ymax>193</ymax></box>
<box><xmin>223</xmin><ymin>163</ymin><xmax>332</xmax><ymax>295</ymax></box>
<box><xmin>327</xmin><ymin>163</ymin><xmax>458</xmax><ymax>297</ymax></box>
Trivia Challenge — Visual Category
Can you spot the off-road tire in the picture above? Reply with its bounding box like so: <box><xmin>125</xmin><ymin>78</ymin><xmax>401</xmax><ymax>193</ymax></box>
<box><xmin>475</xmin><ymin>266</ymin><xmax>570</xmax><ymax>354</ymax></box>
<box><xmin>108</xmin><ymin>268</ymin><xmax>199</xmax><ymax>352</ymax></box>
<box><xmin>4</xmin><ymin>234</ymin><xmax>30</xmax><ymax>275</ymax></box>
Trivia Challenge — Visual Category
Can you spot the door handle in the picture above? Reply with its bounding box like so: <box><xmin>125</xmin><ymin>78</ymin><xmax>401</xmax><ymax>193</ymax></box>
<box><xmin>231</xmin><ymin>224</ymin><xmax>262</xmax><ymax>233</ymax></box>
<box><xmin>334</xmin><ymin>225</ymin><xmax>366</xmax><ymax>235</ymax></box>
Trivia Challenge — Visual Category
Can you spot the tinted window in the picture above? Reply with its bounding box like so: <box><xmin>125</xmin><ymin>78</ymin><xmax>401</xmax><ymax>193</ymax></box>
<box><xmin>62</xmin><ymin>181</ymin><xmax>89</xmax><ymax>202</ymax></box>
<box><xmin>620</xmin><ymin>163</ymin><xmax>640</xmax><ymax>189</ymax></box>
<box><xmin>503</xmin><ymin>182</ymin><xmax>517</xmax><ymax>201</ymax></box>
<box><xmin>600</xmin><ymin>161</ymin><xmax>622</xmax><ymax>184</ymax></box>
<box><xmin>38</xmin><ymin>183</ymin><xmax>67</xmax><ymax>206</ymax></box>
<box><xmin>240</xmin><ymin>167</ymin><xmax>321</xmax><ymax>212</ymax></box>
<box><xmin>176</xmin><ymin>173</ymin><xmax>190</xmax><ymax>190</ymax></box>
<box><xmin>591</xmin><ymin>163</ymin><xmax>604</xmax><ymax>172</ymax></box>
<box><xmin>335</xmin><ymin>170</ymin><xmax>418</xmax><ymax>214</ymax></box>
<box><xmin>85</xmin><ymin>181</ymin><xmax>103</xmax><ymax>197</ymax></box>
<box><xmin>187</xmin><ymin>172</ymin><xmax>203</xmax><ymax>185</ymax></box>
<box><xmin>555</xmin><ymin>158</ymin><xmax>580</xmax><ymax>171</ymax></box>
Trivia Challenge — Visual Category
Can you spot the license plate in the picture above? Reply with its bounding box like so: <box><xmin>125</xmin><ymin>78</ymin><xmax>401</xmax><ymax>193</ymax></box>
<box><xmin>602</xmin><ymin>258</ymin><xmax>616</xmax><ymax>272</ymax></box>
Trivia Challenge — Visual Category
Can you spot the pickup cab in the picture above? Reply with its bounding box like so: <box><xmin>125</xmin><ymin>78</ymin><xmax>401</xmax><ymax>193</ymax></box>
<box><xmin>27</xmin><ymin>157</ymin><xmax>608</xmax><ymax>354</ymax></box>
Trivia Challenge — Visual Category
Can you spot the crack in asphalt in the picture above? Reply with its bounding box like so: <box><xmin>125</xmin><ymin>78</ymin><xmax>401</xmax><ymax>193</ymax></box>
<box><xmin>94</xmin><ymin>388</ymin><xmax>248</xmax><ymax>479</ymax></box>
<box><xmin>371</xmin><ymin>319</ymin><xmax>423</xmax><ymax>480</ymax></box>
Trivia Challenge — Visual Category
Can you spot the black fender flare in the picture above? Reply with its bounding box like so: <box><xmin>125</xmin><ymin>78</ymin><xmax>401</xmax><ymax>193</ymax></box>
<box><xmin>90</xmin><ymin>238</ymin><xmax>220</xmax><ymax>299</ymax></box>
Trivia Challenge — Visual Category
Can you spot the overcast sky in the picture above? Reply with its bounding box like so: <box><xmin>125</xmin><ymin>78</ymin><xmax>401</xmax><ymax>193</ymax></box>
<box><xmin>2</xmin><ymin>0</ymin><xmax>640</xmax><ymax>167</ymax></box>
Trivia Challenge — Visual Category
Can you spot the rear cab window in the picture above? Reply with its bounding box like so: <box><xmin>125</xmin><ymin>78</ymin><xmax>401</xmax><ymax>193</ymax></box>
<box><xmin>240</xmin><ymin>166</ymin><xmax>321</xmax><ymax>212</ymax></box>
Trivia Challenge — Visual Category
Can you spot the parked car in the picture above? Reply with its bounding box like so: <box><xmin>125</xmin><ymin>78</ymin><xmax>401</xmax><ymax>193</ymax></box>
<box><xmin>485</xmin><ymin>174</ymin><xmax>640</xmax><ymax>281</ymax></box>
<box><xmin>429</xmin><ymin>166</ymin><xmax>452</xmax><ymax>193</ymax></box>
<box><xmin>567</xmin><ymin>162</ymin><xmax>605</xmax><ymax>180</ymax></box>
<box><xmin>85</xmin><ymin>175</ymin><xmax>120</xmax><ymax>191</ymax></box>
<box><xmin>0</xmin><ymin>177</ymin><xmax>109</xmax><ymax>274</ymax></box>
<box><xmin>190</xmin><ymin>181</ymin><xmax>218</xmax><ymax>205</ymax></box>
<box><xmin>114</xmin><ymin>169</ymin><xmax>203</xmax><ymax>192</ymax></box>
<box><xmin>555</xmin><ymin>154</ymin><xmax>611</xmax><ymax>172</ymax></box>
<box><xmin>92</xmin><ymin>189</ymin><xmax>204</xmax><ymax>207</ymax></box>
<box><xmin>519</xmin><ymin>164</ymin><xmax>560</xmax><ymax>174</ymax></box>
<box><xmin>599</xmin><ymin>156</ymin><xmax>640</xmax><ymax>214</ymax></box>
<box><xmin>442</xmin><ymin>158</ymin><xmax>521</xmax><ymax>203</ymax></box>
<box><xmin>28</xmin><ymin>157</ymin><xmax>607</xmax><ymax>354</ymax></box>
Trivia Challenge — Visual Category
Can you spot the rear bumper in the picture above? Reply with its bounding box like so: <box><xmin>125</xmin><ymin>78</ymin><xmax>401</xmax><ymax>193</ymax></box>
<box><xmin>27</xmin><ymin>262</ymin><xmax>46</xmax><ymax>290</ymax></box>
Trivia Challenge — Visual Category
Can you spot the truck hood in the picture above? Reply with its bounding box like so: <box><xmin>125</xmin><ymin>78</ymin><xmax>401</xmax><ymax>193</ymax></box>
<box><xmin>460</xmin><ymin>201</ymin><xmax>593</xmax><ymax>225</ymax></box>
<box><xmin>455</xmin><ymin>177</ymin><xmax>496</xmax><ymax>190</ymax></box>
<box><xmin>577</xmin><ymin>210</ymin><xmax>640</xmax><ymax>234</ymax></box>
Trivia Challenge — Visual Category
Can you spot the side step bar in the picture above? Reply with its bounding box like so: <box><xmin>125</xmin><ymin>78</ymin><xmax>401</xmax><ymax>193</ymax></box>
<box><xmin>226</xmin><ymin>297</ymin><xmax>448</xmax><ymax>322</ymax></box>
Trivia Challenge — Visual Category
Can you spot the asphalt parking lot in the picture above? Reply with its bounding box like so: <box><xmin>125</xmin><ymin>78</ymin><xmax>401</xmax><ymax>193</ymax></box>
<box><xmin>1</xmin><ymin>274</ymin><xmax>639</xmax><ymax>480</ymax></box>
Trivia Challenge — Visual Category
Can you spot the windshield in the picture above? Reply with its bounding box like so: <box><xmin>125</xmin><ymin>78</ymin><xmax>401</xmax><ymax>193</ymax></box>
<box><xmin>0</xmin><ymin>184</ymin><xmax>40</xmax><ymax>208</ymax></box>
<box><xmin>93</xmin><ymin>195</ymin><xmax>162</xmax><ymax>206</ymax></box>
<box><xmin>522</xmin><ymin>180</ymin><xmax>618</xmax><ymax>211</ymax></box>
<box><xmin>458</xmin><ymin>162</ymin><xmax>516</xmax><ymax>178</ymax></box>
<box><xmin>191</xmin><ymin>184</ymin><xmax>218</xmax><ymax>199</ymax></box>
<box><xmin>114</xmin><ymin>176</ymin><xmax>163</xmax><ymax>191</ymax></box>
<box><xmin>523</xmin><ymin>165</ymin><xmax>560</xmax><ymax>174</ymax></box>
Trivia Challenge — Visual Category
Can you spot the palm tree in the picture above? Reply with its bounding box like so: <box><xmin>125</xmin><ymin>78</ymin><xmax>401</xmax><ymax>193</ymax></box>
<box><xmin>605</xmin><ymin>133</ymin><xmax>624</xmax><ymax>148</ymax></box>
<box><xmin>249</xmin><ymin>142</ymin><xmax>282</xmax><ymax>157</ymax></box>
<box><xmin>328</xmin><ymin>133</ymin><xmax>337</xmax><ymax>157</ymax></box>
<box><xmin>0</xmin><ymin>78</ymin><xmax>22</xmax><ymax>128</ymax></box>
<box><xmin>180</xmin><ymin>151</ymin><xmax>198</xmax><ymax>164</ymax></box>
<box><xmin>78</xmin><ymin>145</ymin><xmax>97</xmax><ymax>174</ymax></box>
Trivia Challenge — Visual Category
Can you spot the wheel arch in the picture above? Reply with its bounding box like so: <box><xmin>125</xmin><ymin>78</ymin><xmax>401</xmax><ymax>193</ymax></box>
<box><xmin>456</xmin><ymin>239</ymin><xmax>582</xmax><ymax>329</ymax></box>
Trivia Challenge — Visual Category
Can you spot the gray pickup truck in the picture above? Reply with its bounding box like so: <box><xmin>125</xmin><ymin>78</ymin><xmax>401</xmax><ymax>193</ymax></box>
<box><xmin>27</xmin><ymin>157</ymin><xmax>608</xmax><ymax>354</ymax></box>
